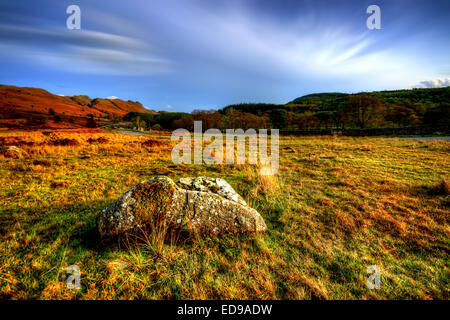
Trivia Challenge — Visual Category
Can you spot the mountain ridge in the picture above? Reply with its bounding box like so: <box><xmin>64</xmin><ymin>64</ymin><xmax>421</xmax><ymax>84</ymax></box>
<box><xmin>0</xmin><ymin>84</ymin><xmax>158</xmax><ymax>128</ymax></box>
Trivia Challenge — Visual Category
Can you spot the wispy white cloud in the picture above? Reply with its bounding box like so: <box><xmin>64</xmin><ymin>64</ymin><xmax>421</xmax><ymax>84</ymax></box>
<box><xmin>413</xmin><ymin>78</ymin><xmax>450</xmax><ymax>88</ymax></box>
<box><xmin>151</xmin><ymin>2</ymin><xmax>433</xmax><ymax>90</ymax></box>
<box><xmin>0</xmin><ymin>24</ymin><xmax>170</xmax><ymax>75</ymax></box>
<box><xmin>106</xmin><ymin>96</ymin><xmax>119</xmax><ymax>99</ymax></box>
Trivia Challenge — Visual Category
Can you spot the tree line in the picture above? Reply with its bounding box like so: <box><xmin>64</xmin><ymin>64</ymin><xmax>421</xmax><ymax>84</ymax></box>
<box><xmin>124</xmin><ymin>87</ymin><xmax>450</xmax><ymax>131</ymax></box>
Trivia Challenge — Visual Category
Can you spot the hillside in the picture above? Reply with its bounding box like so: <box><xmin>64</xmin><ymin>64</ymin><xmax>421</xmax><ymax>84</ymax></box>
<box><xmin>215</xmin><ymin>87</ymin><xmax>450</xmax><ymax>130</ymax></box>
<box><xmin>289</xmin><ymin>88</ymin><xmax>449</xmax><ymax>109</ymax></box>
<box><xmin>0</xmin><ymin>85</ymin><xmax>155</xmax><ymax>129</ymax></box>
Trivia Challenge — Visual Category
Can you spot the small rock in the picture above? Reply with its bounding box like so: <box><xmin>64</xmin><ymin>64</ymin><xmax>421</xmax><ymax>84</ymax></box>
<box><xmin>282</xmin><ymin>146</ymin><xmax>296</xmax><ymax>154</ymax></box>
<box><xmin>0</xmin><ymin>146</ymin><xmax>27</xmax><ymax>158</ymax></box>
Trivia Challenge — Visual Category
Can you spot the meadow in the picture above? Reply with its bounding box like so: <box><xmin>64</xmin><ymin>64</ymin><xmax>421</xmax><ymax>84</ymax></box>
<box><xmin>0</xmin><ymin>129</ymin><xmax>448</xmax><ymax>299</ymax></box>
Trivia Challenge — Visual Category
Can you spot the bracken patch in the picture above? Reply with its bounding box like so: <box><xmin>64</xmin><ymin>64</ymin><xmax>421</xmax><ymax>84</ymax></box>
<box><xmin>87</xmin><ymin>137</ymin><xmax>109</xmax><ymax>144</ymax></box>
<box><xmin>49</xmin><ymin>138</ymin><xmax>80</xmax><ymax>146</ymax></box>
<box><xmin>142</xmin><ymin>138</ymin><xmax>168</xmax><ymax>148</ymax></box>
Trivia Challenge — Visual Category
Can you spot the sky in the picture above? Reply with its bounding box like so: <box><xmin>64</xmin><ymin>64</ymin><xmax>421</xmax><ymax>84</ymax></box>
<box><xmin>0</xmin><ymin>0</ymin><xmax>449</xmax><ymax>112</ymax></box>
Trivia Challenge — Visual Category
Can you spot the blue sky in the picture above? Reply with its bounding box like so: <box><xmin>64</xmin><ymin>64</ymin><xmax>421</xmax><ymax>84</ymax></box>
<box><xmin>0</xmin><ymin>0</ymin><xmax>449</xmax><ymax>112</ymax></box>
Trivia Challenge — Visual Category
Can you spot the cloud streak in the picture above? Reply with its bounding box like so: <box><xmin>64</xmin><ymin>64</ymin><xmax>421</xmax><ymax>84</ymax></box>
<box><xmin>140</xmin><ymin>0</ymin><xmax>434</xmax><ymax>89</ymax></box>
<box><xmin>0</xmin><ymin>24</ymin><xmax>170</xmax><ymax>75</ymax></box>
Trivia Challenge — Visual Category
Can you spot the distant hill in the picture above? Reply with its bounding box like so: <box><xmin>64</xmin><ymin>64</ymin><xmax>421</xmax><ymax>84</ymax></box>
<box><xmin>221</xmin><ymin>103</ymin><xmax>284</xmax><ymax>114</ymax></box>
<box><xmin>291</xmin><ymin>92</ymin><xmax>349</xmax><ymax>102</ymax></box>
<box><xmin>289</xmin><ymin>88</ymin><xmax>449</xmax><ymax>108</ymax></box>
<box><xmin>216</xmin><ymin>87</ymin><xmax>449</xmax><ymax>130</ymax></box>
<box><xmin>0</xmin><ymin>84</ymin><xmax>157</xmax><ymax>129</ymax></box>
<box><xmin>220</xmin><ymin>88</ymin><xmax>449</xmax><ymax>115</ymax></box>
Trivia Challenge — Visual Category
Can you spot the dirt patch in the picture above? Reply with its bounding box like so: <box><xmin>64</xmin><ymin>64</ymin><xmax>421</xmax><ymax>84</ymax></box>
<box><xmin>33</xmin><ymin>160</ymin><xmax>52</xmax><ymax>167</ymax></box>
<box><xmin>51</xmin><ymin>181</ymin><xmax>71</xmax><ymax>188</ymax></box>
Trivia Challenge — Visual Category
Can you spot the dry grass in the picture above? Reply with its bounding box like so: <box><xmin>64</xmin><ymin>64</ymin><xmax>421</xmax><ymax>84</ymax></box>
<box><xmin>0</xmin><ymin>130</ymin><xmax>449</xmax><ymax>299</ymax></box>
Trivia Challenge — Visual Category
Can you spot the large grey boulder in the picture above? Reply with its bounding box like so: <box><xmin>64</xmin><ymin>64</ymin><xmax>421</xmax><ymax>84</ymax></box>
<box><xmin>97</xmin><ymin>176</ymin><xmax>267</xmax><ymax>237</ymax></box>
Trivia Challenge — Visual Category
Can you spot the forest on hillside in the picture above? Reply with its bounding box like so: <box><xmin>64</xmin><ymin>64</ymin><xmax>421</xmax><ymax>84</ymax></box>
<box><xmin>125</xmin><ymin>87</ymin><xmax>450</xmax><ymax>131</ymax></box>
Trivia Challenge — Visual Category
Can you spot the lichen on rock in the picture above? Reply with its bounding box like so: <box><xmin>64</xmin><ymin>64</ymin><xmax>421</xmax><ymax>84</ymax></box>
<box><xmin>97</xmin><ymin>176</ymin><xmax>267</xmax><ymax>238</ymax></box>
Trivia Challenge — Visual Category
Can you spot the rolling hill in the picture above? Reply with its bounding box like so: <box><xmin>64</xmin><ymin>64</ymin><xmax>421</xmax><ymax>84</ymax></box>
<box><xmin>0</xmin><ymin>84</ymin><xmax>156</xmax><ymax>129</ymax></box>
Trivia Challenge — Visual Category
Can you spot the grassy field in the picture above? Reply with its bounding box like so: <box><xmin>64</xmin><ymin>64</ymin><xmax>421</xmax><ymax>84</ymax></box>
<box><xmin>0</xmin><ymin>130</ymin><xmax>448</xmax><ymax>299</ymax></box>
